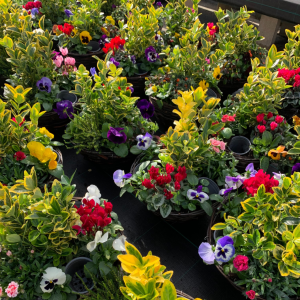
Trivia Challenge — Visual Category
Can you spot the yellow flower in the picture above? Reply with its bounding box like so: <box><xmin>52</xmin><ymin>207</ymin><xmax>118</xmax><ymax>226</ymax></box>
<box><xmin>39</xmin><ymin>127</ymin><xmax>54</xmax><ymax>139</ymax></box>
<box><xmin>152</xmin><ymin>85</ymin><xmax>157</xmax><ymax>92</ymax></box>
<box><xmin>71</xmin><ymin>28</ymin><xmax>78</xmax><ymax>37</ymax></box>
<box><xmin>105</xmin><ymin>16</ymin><xmax>115</xmax><ymax>26</ymax></box>
<box><xmin>49</xmin><ymin>160</ymin><xmax>57</xmax><ymax>170</ymax></box>
<box><xmin>101</xmin><ymin>27</ymin><xmax>110</xmax><ymax>37</ymax></box>
<box><xmin>39</xmin><ymin>148</ymin><xmax>57</xmax><ymax>163</ymax></box>
<box><xmin>293</xmin><ymin>115</ymin><xmax>300</xmax><ymax>125</ymax></box>
<box><xmin>199</xmin><ymin>80</ymin><xmax>209</xmax><ymax>90</ymax></box>
<box><xmin>175</xmin><ymin>32</ymin><xmax>180</xmax><ymax>38</ymax></box>
<box><xmin>268</xmin><ymin>146</ymin><xmax>288</xmax><ymax>160</ymax></box>
<box><xmin>213</xmin><ymin>66</ymin><xmax>222</xmax><ymax>80</ymax></box>
<box><xmin>164</xmin><ymin>66</ymin><xmax>170</xmax><ymax>73</ymax></box>
<box><xmin>80</xmin><ymin>31</ymin><xmax>92</xmax><ymax>45</ymax></box>
<box><xmin>27</xmin><ymin>141</ymin><xmax>45</xmax><ymax>161</ymax></box>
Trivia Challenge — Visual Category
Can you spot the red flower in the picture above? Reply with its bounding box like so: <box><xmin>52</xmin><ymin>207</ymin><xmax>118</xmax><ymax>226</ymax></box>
<box><xmin>270</xmin><ymin>121</ymin><xmax>278</xmax><ymax>131</ymax></box>
<box><xmin>104</xmin><ymin>201</ymin><xmax>113</xmax><ymax>214</ymax></box>
<box><xmin>23</xmin><ymin>1</ymin><xmax>35</xmax><ymax>10</ymax></box>
<box><xmin>246</xmin><ymin>290</ymin><xmax>256</xmax><ymax>300</ymax></box>
<box><xmin>257</xmin><ymin>125</ymin><xmax>266</xmax><ymax>134</ymax></box>
<box><xmin>268</xmin><ymin>278</ymin><xmax>272</xmax><ymax>282</ymax></box>
<box><xmin>57</xmin><ymin>23</ymin><xmax>74</xmax><ymax>36</ymax></box>
<box><xmin>278</xmin><ymin>68</ymin><xmax>295</xmax><ymax>83</ymax></box>
<box><xmin>14</xmin><ymin>151</ymin><xmax>26</xmax><ymax>161</ymax></box>
<box><xmin>267</xmin><ymin>112</ymin><xmax>273</xmax><ymax>119</ymax></box>
<box><xmin>262</xmin><ymin>120</ymin><xmax>266</xmax><ymax>125</ymax></box>
<box><xmin>174</xmin><ymin>181</ymin><xmax>181</xmax><ymax>190</ymax></box>
<box><xmin>11</xmin><ymin>117</ymin><xmax>25</xmax><ymax>126</ymax></box>
<box><xmin>275</xmin><ymin>115</ymin><xmax>284</xmax><ymax>124</ymax></box>
<box><xmin>72</xmin><ymin>225</ymin><xmax>86</xmax><ymax>235</ymax></box>
<box><xmin>174</xmin><ymin>166</ymin><xmax>187</xmax><ymax>182</ymax></box>
<box><xmin>149</xmin><ymin>166</ymin><xmax>160</xmax><ymax>180</ymax></box>
<box><xmin>221</xmin><ymin>114</ymin><xmax>236</xmax><ymax>122</ymax></box>
<box><xmin>233</xmin><ymin>255</ymin><xmax>249</xmax><ymax>272</ymax></box>
<box><xmin>156</xmin><ymin>174</ymin><xmax>172</xmax><ymax>186</ymax></box>
<box><xmin>103</xmin><ymin>36</ymin><xmax>125</xmax><ymax>55</ymax></box>
<box><xmin>33</xmin><ymin>1</ymin><xmax>42</xmax><ymax>8</ymax></box>
<box><xmin>166</xmin><ymin>163</ymin><xmax>174</xmax><ymax>174</ymax></box>
<box><xmin>118</xmin><ymin>87</ymin><xmax>121</xmax><ymax>90</ymax></box>
<box><xmin>164</xmin><ymin>189</ymin><xmax>173</xmax><ymax>200</ymax></box>
<box><xmin>142</xmin><ymin>179</ymin><xmax>154</xmax><ymax>189</ymax></box>
<box><xmin>243</xmin><ymin>169</ymin><xmax>279</xmax><ymax>196</ymax></box>
<box><xmin>256</xmin><ymin>113</ymin><xmax>265</xmax><ymax>123</ymax></box>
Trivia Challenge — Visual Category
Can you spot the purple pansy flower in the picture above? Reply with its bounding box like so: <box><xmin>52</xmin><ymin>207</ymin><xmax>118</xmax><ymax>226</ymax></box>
<box><xmin>187</xmin><ymin>186</ymin><xmax>209</xmax><ymax>202</ymax></box>
<box><xmin>156</xmin><ymin>1</ymin><xmax>162</xmax><ymax>7</ymax></box>
<box><xmin>225</xmin><ymin>175</ymin><xmax>244</xmax><ymax>189</ymax></box>
<box><xmin>219</xmin><ymin>187</ymin><xmax>233</xmax><ymax>196</ymax></box>
<box><xmin>145</xmin><ymin>46</ymin><xmax>159</xmax><ymax>63</ymax></box>
<box><xmin>245</xmin><ymin>163</ymin><xmax>257</xmax><ymax>178</ymax></box>
<box><xmin>131</xmin><ymin>55</ymin><xmax>136</xmax><ymax>64</ymax></box>
<box><xmin>128</xmin><ymin>86</ymin><xmax>134</xmax><ymax>93</ymax></box>
<box><xmin>273</xmin><ymin>172</ymin><xmax>284</xmax><ymax>180</ymax></box>
<box><xmin>292</xmin><ymin>163</ymin><xmax>300</xmax><ymax>174</ymax></box>
<box><xmin>52</xmin><ymin>50</ymin><xmax>60</xmax><ymax>60</ymax></box>
<box><xmin>90</xmin><ymin>67</ymin><xmax>97</xmax><ymax>76</ymax></box>
<box><xmin>99</xmin><ymin>35</ymin><xmax>108</xmax><ymax>48</ymax></box>
<box><xmin>53</xmin><ymin>100</ymin><xmax>74</xmax><ymax>119</ymax></box>
<box><xmin>36</xmin><ymin>77</ymin><xmax>52</xmax><ymax>93</ymax></box>
<box><xmin>136</xmin><ymin>133</ymin><xmax>152</xmax><ymax>150</ymax></box>
<box><xmin>136</xmin><ymin>99</ymin><xmax>154</xmax><ymax>119</ymax></box>
<box><xmin>110</xmin><ymin>57</ymin><xmax>120</xmax><ymax>67</ymax></box>
<box><xmin>214</xmin><ymin>236</ymin><xmax>235</xmax><ymax>264</ymax></box>
<box><xmin>31</xmin><ymin>7</ymin><xmax>39</xmax><ymax>16</ymax></box>
<box><xmin>198</xmin><ymin>243</ymin><xmax>215</xmax><ymax>265</ymax></box>
<box><xmin>64</xmin><ymin>9</ymin><xmax>73</xmax><ymax>17</ymax></box>
<box><xmin>112</xmin><ymin>4</ymin><xmax>116</xmax><ymax>8</ymax></box>
<box><xmin>107</xmin><ymin>127</ymin><xmax>127</xmax><ymax>144</ymax></box>
<box><xmin>113</xmin><ymin>170</ymin><xmax>132</xmax><ymax>187</ymax></box>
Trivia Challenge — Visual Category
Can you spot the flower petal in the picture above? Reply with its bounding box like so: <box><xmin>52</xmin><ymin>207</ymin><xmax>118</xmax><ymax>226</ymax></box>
<box><xmin>198</xmin><ymin>242</ymin><xmax>215</xmax><ymax>264</ymax></box>
<box><xmin>187</xmin><ymin>189</ymin><xmax>196</xmax><ymax>200</ymax></box>
<box><xmin>99</xmin><ymin>232</ymin><xmax>109</xmax><ymax>244</ymax></box>
<box><xmin>113</xmin><ymin>235</ymin><xmax>127</xmax><ymax>251</ymax></box>
<box><xmin>87</xmin><ymin>240</ymin><xmax>97</xmax><ymax>252</ymax></box>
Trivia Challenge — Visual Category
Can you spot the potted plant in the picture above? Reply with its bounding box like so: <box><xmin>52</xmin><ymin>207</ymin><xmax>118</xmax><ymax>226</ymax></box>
<box><xmin>63</xmin><ymin>54</ymin><xmax>158</xmax><ymax>165</ymax></box>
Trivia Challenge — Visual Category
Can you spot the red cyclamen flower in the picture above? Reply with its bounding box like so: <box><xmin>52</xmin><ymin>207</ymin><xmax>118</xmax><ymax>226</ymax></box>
<box><xmin>164</xmin><ymin>189</ymin><xmax>173</xmax><ymax>200</ymax></box>
<box><xmin>257</xmin><ymin>125</ymin><xmax>266</xmax><ymax>134</ymax></box>
<box><xmin>246</xmin><ymin>290</ymin><xmax>256</xmax><ymax>300</ymax></box>
<box><xmin>174</xmin><ymin>181</ymin><xmax>181</xmax><ymax>190</ymax></box>
<box><xmin>256</xmin><ymin>113</ymin><xmax>265</xmax><ymax>123</ymax></box>
<box><xmin>275</xmin><ymin>115</ymin><xmax>284</xmax><ymax>124</ymax></box>
<box><xmin>270</xmin><ymin>121</ymin><xmax>278</xmax><ymax>131</ymax></box>
<box><xmin>267</xmin><ymin>112</ymin><xmax>273</xmax><ymax>119</ymax></box>
<box><xmin>148</xmin><ymin>166</ymin><xmax>160</xmax><ymax>180</ymax></box>
<box><xmin>142</xmin><ymin>179</ymin><xmax>154</xmax><ymax>189</ymax></box>
<box><xmin>233</xmin><ymin>255</ymin><xmax>249</xmax><ymax>272</ymax></box>
<box><xmin>14</xmin><ymin>151</ymin><xmax>26</xmax><ymax>161</ymax></box>
<box><xmin>166</xmin><ymin>163</ymin><xmax>174</xmax><ymax>174</ymax></box>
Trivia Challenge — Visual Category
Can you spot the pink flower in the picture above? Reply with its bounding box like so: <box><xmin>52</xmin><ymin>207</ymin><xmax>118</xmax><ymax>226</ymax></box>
<box><xmin>5</xmin><ymin>282</ymin><xmax>19</xmax><ymax>298</ymax></box>
<box><xmin>205</xmin><ymin>58</ymin><xmax>210</xmax><ymax>64</ymax></box>
<box><xmin>54</xmin><ymin>55</ymin><xmax>63</xmax><ymax>67</ymax></box>
<box><xmin>62</xmin><ymin>70</ymin><xmax>68</xmax><ymax>75</ymax></box>
<box><xmin>268</xmin><ymin>278</ymin><xmax>272</xmax><ymax>282</ymax></box>
<box><xmin>212</xmin><ymin>146</ymin><xmax>220</xmax><ymax>153</ymax></box>
<box><xmin>0</xmin><ymin>287</ymin><xmax>2</xmax><ymax>296</ymax></box>
<box><xmin>30</xmin><ymin>250</ymin><xmax>34</xmax><ymax>254</ymax></box>
<box><xmin>219</xmin><ymin>141</ymin><xmax>226</xmax><ymax>151</ymax></box>
<box><xmin>257</xmin><ymin>125</ymin><xmax>266</xmax><ymax>133</ymax></box>
<box><xmin>270</xmin><ymin>121</ymin><xmax>278</xmax><ymax>131</ymax></box>
<box><xmin>59</xmin><ymin>47</ymin><xmax>68</xmax><ymax>56</ymax></box>
<box><xmin>233</xmin><ymin>255</ymin><xmax>249</xmax><ymax>271</ymax></box>
<box><xmin>65</xmin><ymin>57</ymin><xmax>76</xmax><ymax>66</ymax></box>
<box><xmin>246</xmin><ymin>290</ymin><xmax>256</xmax><ymax>300</ymax></box>
<box><xmin>275</xmin><ymin>115</ymin><xmax>284</xmax><ymax>124</ymax></box>
<box><xmin>6</xmin><ymin>250</ymin><xmax>12</xmax><ymax>256</ymax></box>
<box><xmin>210</xmin><ymin>139</ymin><xmax>220</xmax><ymax>146</ymax></box>
<box><xmin>19</xmin><ymin>266</ymin><xmax>22</xmax><ymax>270</ymax></box>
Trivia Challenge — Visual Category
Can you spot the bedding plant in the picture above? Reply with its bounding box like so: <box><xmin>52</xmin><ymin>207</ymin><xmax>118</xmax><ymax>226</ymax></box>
<box><xmin>63</xmin><ymin>54</ymin><xmax>158</xmax><ymax>158</ymax></box>
<box><xmin>199</xmin><ymin>171</ymin><xmax>300</xmax><ymax>300</ymax></box>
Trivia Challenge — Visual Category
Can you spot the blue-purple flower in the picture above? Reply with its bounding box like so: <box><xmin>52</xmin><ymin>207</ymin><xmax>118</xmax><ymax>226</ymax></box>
<box><xmin>156</xmin><ymin>2</ymin><xmax>162</xmax><ymax>7</ymax></box>
<box><xmin>292</xmin><ymin>163</ymin><xmax>300</xmax><ymax>175</ymax></box>
<box><xmin>107</xmin><ymin>127</ymin><xmax>127</xmax><ymax>144</ymax></box>
<box><xmin>112</xmin><ymin>4</ymin><xmax>116</xmax><ymax>8</ymax></box>
<box><xmin>99</xmin><ymin>35</ymin><xmax>108</xmax><ymax>48</ymax></box>
<box><xmin>90</xmin><ymin>67</ymin><xmax>97</xmax><ymax>77</ymax></box>
<box><xmin>110</xmin><ymin>57</ymin><xmax>120</xmax><ymax>67</ymax></box>
<box><xmin>113</xmin><ymin>170</ymin><xmax>132</xmax><ymax>187</ymax></box>
<box><xmin>273</xmin><ymin>172</ymin><xmax>284</xmax><ymax>180</ymax></box>
<box><xmin>31</xmin><ymin>7</ymin><xmax>39</xmax><ymax>16</ymax></box>
<box><xmin>131</xmin><ymin>55</ymin><xmax>136</xmax><ymax>64</ymax></box>
<box><xmin>136</xmin><ymin>99</ymin><xmax>154</xmax><ymax>119</ymax></box>
<box><xmin>219</xmin><ymin>187</ymin><xmax>233</xmax><ymax>196</ymax></box>
<box><xmin>198</xmin><ymin>243</ymin><xmax>215</xmax><ymax>265</ymax></box>
<box><xmin>128</xmin><ymin>87</ymin><xmax>134</xmax><ymax>93</ymax></box>
<box><xmin>64</xmin><ymin>9</ymin><xmax>73</xmax><ymax>17</ymax></box>
<box><xmin>225</xmin><ymin>175</ymin><xmax>244</xmax><ymax>189</ymax></box>
<box><xmin>245</xmin><ymin>163</ymin><xmax>257</xmax><ymax>178</ymax></box>
<box><xmin>53</xmin><ymin>100</ymin><xmax>74</xmax><ymax>119</ymax></box>
<box><xmin>136</xmin><ymin>133</ymin><xmax>152</xmax><ymax>150</ymax></box>
<box><xmin>214</xmin><ymin>236</ymin><xmax>235</xmax><ymax>264</ymax></box>
<box><xmin>145</xmin><ymin>46</ymin><xmax>159</xmax><ymax>63</ymax></box>
<box><xmin>36</xmin><ymin>77</ymin><xmax>52</xmax><ymax>93</ymax></box>
<box><xmin>187</xmin><ymin>186</ymin><xmax>209</xmax><ymax>202</ymax></box>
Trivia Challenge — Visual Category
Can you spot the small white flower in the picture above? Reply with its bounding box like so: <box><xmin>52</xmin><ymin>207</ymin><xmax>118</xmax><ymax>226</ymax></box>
<box><xmin>187</xmin><ymin>186</ymin><xmax>209</xmax><ymax>202</ymax></box>
<box><xmin>33</xmin><ymin>28</ymin><xmax>44</xmax><ymax>34</ymax></box>
<box><xmin>136</xmin><ymin>133</ymin><xmax>152</xmax><ymax>150</ymax></box>
<box><xmin>84</xmin><ymin>185</ymin><xmax>101</xmax><ymax>204</ymax></box>
<box><xmin>87</xmin><ymin>231</ymin><xmax>109</xmax><ymax>252</ymax></box>
<box><xmin>113</xmin><ymin>235</ymin><xmax>127</xmax><ymax>251</ymax></box>
<box><xmin>40</xmin><ymin>267</ymin><xmax>66</xmax><ymax>293</ymax></box>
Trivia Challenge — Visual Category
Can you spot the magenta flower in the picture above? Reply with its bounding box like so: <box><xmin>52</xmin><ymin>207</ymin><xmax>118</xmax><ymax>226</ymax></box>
<box><xmin>107</xmin><ymin>127</ymin><xmax>127</xmax><ymax>144</ymax></box>
<box><xmin>53</xmin><ymin>100</ymin><xmax>74</xmax><ymax>119</ymax></box>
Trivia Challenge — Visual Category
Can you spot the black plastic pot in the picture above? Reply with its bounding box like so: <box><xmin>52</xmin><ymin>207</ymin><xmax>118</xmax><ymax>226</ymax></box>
<box><xmin>228</xmin><ymin>136</ymin><xmax>251</xmax><ymax>155</ymax></box>
<box><xmin>206</xmin><ymin>88</ymin><xmax>217</xmax><ymax>99</ymax></box>
<box><xmin>57</xmin><ymin>90</ymin><xmax>78</xmax><ymax>104</ymax></box>
<box><xmin>198</xmin><ymin>177</ymin><xmax>220</xmax><ymax>195</ymax></box>
<box><xmin>135</xmin><ymin>63</ymin><xmax>148</xmax><ymax>76</ymax></box>
<box><xmin>88</xmin><ymin>41</ymin><xmax>101</xmax><ymax>53</ymax></box>
<box><xmin>65</xmin><ymin>257</ymin><xmax>94</xmax><ymax>294</ymax></box>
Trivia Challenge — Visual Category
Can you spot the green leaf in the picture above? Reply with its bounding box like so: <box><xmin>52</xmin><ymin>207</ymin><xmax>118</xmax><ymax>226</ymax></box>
<box><xmin>160</xmin><ymin>280</ymin><xmax>177</xmax><ymax>300</ymax></box>
<box><xmin>6</xmin><ymin>234</ymin><xmax>21</xmax><ymax>243</ymax></box>
<box><xmin>282</xmin><ymin>217</ymin><xmax>300</xmax><ymax>225</ymax></box>
<box><xmin>221</xmin><ymin>128</ymin><xmax>233</xmax><ymax>139</ymax></box>
<box><xmin>200</xmin><ymin>201</ymin><xmax>212</xmax><ymax>216</ymax></box>
<box><xmin>130</xmin><ymin>145</ymin><xmax>143</xmax><ymax>155</ymax></box>
<box><xmin>260</xmin><ymin>156</ymin><xmax>269</xmax><ymax>172</ymax></box>
<box><xmin>99</xmin><ymin>261</ymin><xmax>112</xmax><ymax>276</ymax></box>
<box><xmin>160</xmin><ymin>204</ymin><xmax>172</xmax><ymax>218</ymax></box>
<box><xmin>187</xmin><ymin>174</ymin><xmax>198</xmax><ymax>186</ymax></box>
<box><xmin>28</xmin><ymin>230</ymin><xmax>40</xmax><ymax>242</ymax></box>
<box><xmin>113</xmin><ymin>144</ymin><xmax>128</xmax><ymax>158</ymax></box>
<box><xmin>48</xmin><ymin>166</ymin><xmax>64</xmax><ymax>178</ymax></box>
<box><xmin>261</xmin><ymin>131</ymin><xmax>273</xmax><ymax>146</ymax></box>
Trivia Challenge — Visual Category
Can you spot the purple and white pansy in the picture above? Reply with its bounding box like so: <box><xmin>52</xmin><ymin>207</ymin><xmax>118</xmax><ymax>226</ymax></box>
<box><xmin>198</xmin><ymin>236</ymin><xmax>235</xmax><ymax>265</ymax></box>
<box><xmin>113</xmin><ymin>170</ymin><xmax>132</xmax><ymax>187</ymax></box>
<box><xmin>136</xmin><ymin>133</ymin><xmax>152</xmax><ymax>150</ymax></box>
<box><xmin>245</xmin><ymin>163</ymin><xmax>257</xmax><ymax>178</ymax></box>
<box><xmin>187</xmin><ymin>185</ymin><xmax>209</xmax><ymax>203</ymax></box>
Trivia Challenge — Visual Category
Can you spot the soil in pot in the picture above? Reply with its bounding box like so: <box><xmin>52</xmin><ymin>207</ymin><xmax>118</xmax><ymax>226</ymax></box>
<box><xmin>70</xmin><ymin>268</ymin><xmax>93</xmax><ymax>293</ymax></box>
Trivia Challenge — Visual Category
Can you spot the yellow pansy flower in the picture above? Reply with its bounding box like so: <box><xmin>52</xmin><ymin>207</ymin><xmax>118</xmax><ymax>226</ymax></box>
<box><xmin>71</xmin><ymin>28</ymin><xmax>78</xmax><ymax>37</ymax></box>
<box><xmin>39</xmin><ymin>127</ymin><xmax>54</xmax><ymax>139</ymax></box>
<box><xmin>164</xmin><ymin>66</ymin><xmax>170</xmax><ymax>73</ymax></box>
<box><xmin>105</xmin><ymin>16</ymin><xmax>115</xmax><ymax>26</ymax></box>
<box><xmin>268</xmin><ymin>146</ymin><xmax>288</xmax><ymax>161</ymax></box>
<box><xmin>199</xmin><ymin>80</ymin><xmax>209</xmax><ymax>90</ymax></box>
<box><xmin>27</xmin><ymin>141</ymin><xmax>45</xmax><ymax>161</ymax></box>
<box><xmin>213</xmin><ymin>66</ymin><xmax>222</xmax><ymax>80</ymax></box>
<box><xmin>80</xmin><ymin>31</ymin><xmax>92</xmax><ymax>45</ymax></box>
<box><xmin>152</xmin><ymin>85</ymin><xmax>157</xmax><ymax>92</ymax></box>
<box><xmin>175</xmin><ymin>32</ymin><xmax>180</xmax><ymax>38</ymax></box>
<box><xmin>49</xmin><ymin>160</ymin><xmax>58</xmax><ymax>170</ymax></box>
<box><xmin>293</xmin><ymin>115</ymin><xmax>300</xmax><ymax>125</ymax></box>
<box><xmin>101</xmin><ymin>27</ymin><xmax>110</xmax><ymax>37</ymax></box>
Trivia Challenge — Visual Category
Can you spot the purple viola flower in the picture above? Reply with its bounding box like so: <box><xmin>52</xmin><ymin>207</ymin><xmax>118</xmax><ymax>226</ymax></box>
<box><xmin>90</xmin><ymin>67</ymin><xmax>97</xmax><ymax>76</ymax></box>
<box><xmin>145</xmin><ymin>46</ymin><xmax>159</xmax><ymax>63</ymax></box>
<box><xmin>36</xmin><ymin>77</ymin><xmax>52</xmax><ymax>93</ymax></box>
<box><xmin>113</xmin><ymin>170</ymin><xmax>132</xmax><ymax>187</ymax></box>
<box><xmin>53</xmin><ymin>100</ymin><xmax>74</xmax><ymax>119</ymax></box>
<box><xmin>112</xmin><ymin>4</ymin><xmax>116</xmax><ymax>8</ymax></box>
<box><xmin>214</xmin><ymin>236</ymin><xmax>235</xmax><ymax>264</ymax></box>
<box><xmin>107</xmin><ymin>127</ymin><xmax>127</xmax><ymax>144</ymax></box>
<box><xmin>52</xmin><ymin>50</ymin><xmax>60</xmax><ymax>60</ymax></box>
<box><xmin>245</xmin><ymin>163</ymin><xmax>257</xmax><ymax>178</ymax></box>
<box><xmin>99</xmin><ymin>35</ymin><xmax>108</xmax><ymax>48</ymax></box>
<box><xmin>128</xmin><ymin>86</ymin><xmax>134</xmax><ymax>93</ymax></box>
<box><xmin>219</xmin><ymin>187</ymin><xmax>233</xmax><ymax>196</ymax></box>
<box><xmin>136</xmin><ymin>133</ymin><xmax>152</xmax><ymax>150</ymax></box>
<box><xmin>292</xmin><ymin>163</ymin><xmax>300</xmax><ymax>175</ymax></box>
<box><xmin>187</xmin><ymin>186</ymin><xmax>209</xmax><ymax>203</ymax></box>
<box><xmin>31</xmin><ymin>7</ymin><xmax>39</xmax><ymax>16</ymax></box>
<box><xmin>155</xmin><ymin>35</ymin><xmax>158</xmax><ymax>41</ymax></box>
<box><xmin>64</xmin><ymin>9</ymin><xmax>73</xmax><ymax>17</ymax></box>
<box><xmin>198</xmin><ymin>242</ymin><xmax>215</xmax><ymax>265</ymax></box>
<box><xmin>110</xmin><ymin>57</ymin><xmax>120</xmax><ymax>67</ymax></box>
<box><xmin>225</xmin><ymin>175</ymin><xmax>244</xmax><ymax>189</ymax></box>
<box><xmin>136</xmin><ymin>99</ymin><xmax>154</xmax><ymax>119</ymax></box>
<box><xmin>156</xmin><ymin>1</ymin><xmax>162</xmax><ymax>7</ymax></box>
<box><xmin>131</xmin><ymin>55</ymin><xmax>136</xmax><ymax>64</ymax></box>
<box><xmin>273</xmin><ymin>172</ymin><xmax>284</xmax><ymax>180</ymax></box>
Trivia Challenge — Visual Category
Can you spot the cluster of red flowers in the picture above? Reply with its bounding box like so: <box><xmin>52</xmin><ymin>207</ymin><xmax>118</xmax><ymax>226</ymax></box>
<box><xmin>141</xmin><ymin>164</ymin><xmax>187</xmax><ymax>200</ymax></box>
<box><xmin>207</xmin><ymin>22</ymin><xmax>219</xmax><ymax>37</ymax></box>
<box><xmin>72</xmin><ymin>198</ymin><xmax>113</xmax><ymax>235</ymax></box>
<box><xmin>243</xmin><ymin>169</ymin><xmax>279</xmax><ymax>196</ymax></box>
<box><xmin>11</xmin><ymin>117</ymin><xmax>25</xmax><ymax>126</ymax></box>
<box><xmin>221</xmin><ymin>114</ymin><xmax>236</xmax><ymax>123</ymax></box>
<box><xmin>256</xmin><ymin>113</ymin><xmax>284</xmax><ymax>133</ymax></box>
<box><xmin>23</xmin><ymin>1</ymin><xmax>42</xmax><ymax>11</ymax></box>
<box><xmin>14</xmin><ymin>151</ymin><xmax>26</xmax><ymax>161</ymax></box>
<box><xmin>103</xmin><ymin>36</ymin><xmax>125</xmax><ymax>55</ymax></box>
<box><xmin>57</xmin><ymin>23</ymin><xmax>74</xmax><ymax>36</ymax></box>
<box><xmin>277</xmin><ymin>68</ymin><xmax>300</xmax><ymax>87</ymax></box>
